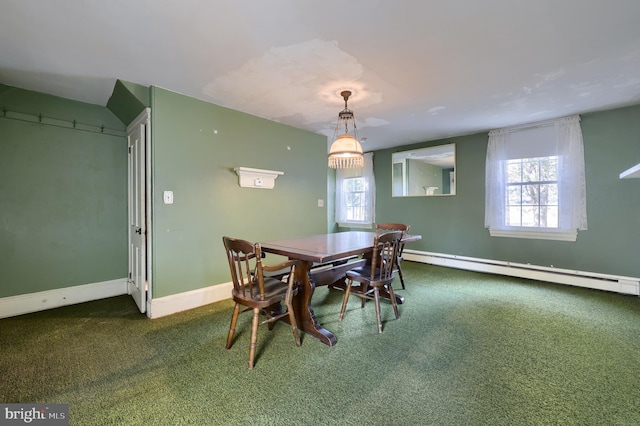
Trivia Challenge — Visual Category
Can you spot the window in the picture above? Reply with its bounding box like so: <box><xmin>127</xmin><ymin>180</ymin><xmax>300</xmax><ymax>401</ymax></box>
<box><xmin>335</xmin><ymin>152</ymin><xmax>375</xmax><ymax>227</ymax></box>
<box><xmin>485</xmin><ymin>115</ymin><xmax>587</xmax><ymax>241</ymax></box>
<box><xmin>506</xmin><ymin>156</ymin><xmax>558</xmax><ymax>227</ymax></box>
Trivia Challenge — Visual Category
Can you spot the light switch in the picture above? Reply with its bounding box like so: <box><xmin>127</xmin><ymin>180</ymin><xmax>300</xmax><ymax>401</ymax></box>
<box><xmin>317</xmin><ymin>199</ymin><xmax>324</xmax><ymax>207</ymax></box>
<box><xmin>163</xmin><ymin>191</ymin><xmax>174</xmax><ymax>204</ymax></box>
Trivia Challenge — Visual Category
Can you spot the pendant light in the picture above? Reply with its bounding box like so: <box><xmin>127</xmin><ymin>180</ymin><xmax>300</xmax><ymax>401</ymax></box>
<box><xmin>328</xmin><ymin>90</ymin><xmax>364</xmax><ymax>168</ymax></box>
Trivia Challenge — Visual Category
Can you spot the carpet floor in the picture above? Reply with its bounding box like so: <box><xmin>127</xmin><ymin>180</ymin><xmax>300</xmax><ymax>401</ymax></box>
<box><xmin>1</xmin><ymin>262</ymin><xmax>639</xmax><ymax>425</ymax></box>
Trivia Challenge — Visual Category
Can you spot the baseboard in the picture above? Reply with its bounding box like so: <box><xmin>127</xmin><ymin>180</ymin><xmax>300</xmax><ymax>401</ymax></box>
<box><xmin>403</xmin><ymin>250</ymin><xmax>640</xmax><ymax>296</ymax></box>
<box><xmin>5</xmin><ymin>253</ymin><xmax>635</xmax><ymax>320</ymax></box>
<box><xmin>0</xmin><ymin>278</ymin><xmax>128</xmax><ymax>319</ymax></box>
<box><xmin>149</xmin><ymin>282</ymin><xmax>233</xmax><ymax>319</ymax></box>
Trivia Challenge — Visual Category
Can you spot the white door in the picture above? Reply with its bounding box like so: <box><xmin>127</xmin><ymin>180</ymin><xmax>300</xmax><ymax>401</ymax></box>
<box><xmin>127</xmin><ymin>109</ymin><xmax>151</xmax><ymax>314</ymax></box>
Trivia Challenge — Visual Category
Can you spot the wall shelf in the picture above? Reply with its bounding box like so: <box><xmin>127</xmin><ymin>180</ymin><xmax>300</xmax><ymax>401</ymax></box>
<box><xmin>620</xmin><ymin>163</ymin><xmax>640</xmax><ymax>179</ymax></box>
<box><xmin>234</xmin><ymin>167</ymin><xmax>284</xmax><ymax>189</ymax></box>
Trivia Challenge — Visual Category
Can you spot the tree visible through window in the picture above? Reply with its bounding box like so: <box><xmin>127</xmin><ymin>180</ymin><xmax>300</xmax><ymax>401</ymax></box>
<box><xmin>506</xmin><ymin>156</ymin><xmax>558</xmax><ymax>228</ymax></box>
<box><xmin>343</xmin><ymin>177</ymin><xmax>366</xmax><ymax>222</ymax></box>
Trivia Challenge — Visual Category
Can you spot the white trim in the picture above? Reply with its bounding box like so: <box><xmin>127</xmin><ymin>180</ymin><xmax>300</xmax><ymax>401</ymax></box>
<box><xmin>145</xmin><ymin>108</ymin><xmax>153</xmax><ymax>317</ymax></box>
<box><xmin>620</xmin><ymin>163</ymin><xmax>640</xmax><ymax>179</ymax></box>
<box><xmin>0</xmin><ymin>278</ymin><xmax>128</xmax><ymax>319</ymax></box>
<box><xmin>148</xmin><ymin>282</ymin><xmax>233</xmax><ymax>319</ymax></box>
<box><xmin>337</xmin><ymin>222</ymin><xmax>373</xmax><ymax>229</ymax></box>
<box><xmin>126</xmin><ymin>107</ymin><xmax>153</xmax><ymax>317</ymax></box>
<box><xmin>489</xmin><ymin>228</ymin><xmax>578</xmax><ymax>241</ymax></box>
<box><xmin>403</xmin><ymin>250</ymin><xmax>640</xmax><ymax>296</ymax></box>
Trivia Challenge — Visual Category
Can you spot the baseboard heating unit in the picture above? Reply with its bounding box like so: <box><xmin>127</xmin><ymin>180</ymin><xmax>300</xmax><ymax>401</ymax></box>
<box><xmin>403</xmin><ymin>250</ymin><xmax>640</xmax><ymax>296</ymax></box>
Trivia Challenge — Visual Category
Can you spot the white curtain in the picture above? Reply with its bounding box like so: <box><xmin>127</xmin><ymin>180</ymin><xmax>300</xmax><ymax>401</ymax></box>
<box><xmin>336</xmin><ymin>152</ymin><xmax>376</xmax><ymax>226</ymax></box>
<box><xmin>485</xmin><ymin>115</ymin><xmax>587</xmax><ymax>236</ymax></box>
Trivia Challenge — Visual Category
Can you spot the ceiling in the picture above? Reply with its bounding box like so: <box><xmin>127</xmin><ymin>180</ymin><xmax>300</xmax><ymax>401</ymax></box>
<box><xmin>2</xmin><ymin>0</ymin><xmax>640</xmax><ymax>151</ymax></box>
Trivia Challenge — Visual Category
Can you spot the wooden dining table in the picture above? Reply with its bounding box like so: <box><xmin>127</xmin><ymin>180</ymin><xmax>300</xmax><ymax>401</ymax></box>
<box><xmin>261</xmin><ymin>231</ymin><xmax>421</xmax><ymax>346</ymax></box>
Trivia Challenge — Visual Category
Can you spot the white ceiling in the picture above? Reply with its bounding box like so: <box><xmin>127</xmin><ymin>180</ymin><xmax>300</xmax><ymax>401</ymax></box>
<box><xmin>2</xmin><ymin>0</ymin><xmax>640</xmax><ymax>151</ymax></box>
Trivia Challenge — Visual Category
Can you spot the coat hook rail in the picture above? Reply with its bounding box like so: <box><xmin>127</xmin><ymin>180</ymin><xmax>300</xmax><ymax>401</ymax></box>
<box><xmin>0</xmin><ymin>107</ymin><xmax>126</xmax><ymax>137</ymax></box>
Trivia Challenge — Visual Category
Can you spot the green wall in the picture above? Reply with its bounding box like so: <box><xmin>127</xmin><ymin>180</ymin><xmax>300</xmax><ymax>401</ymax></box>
<box><xmin>0</xmin><ymin>85</ymin><xmax>127</xmax><ymax>298</ymax></box>
<box><xmin>0</xmin><ymin>82</ymin><xmax>329</xmax><ymax>302</ymax></box>
<box><xmin>106</xmin><ymin>80</ymin><xmax>149</xmax><ymax>126</ymax></box>
<box><xmin>375</xmin><ymin>104</ymin><xmax>640</xmax><ymax>278</ymax></box>
<box><xmin>4</xmin><ymin>79</ymin><xmax>637</xmax><ymax>304</ymax></box>
<box><xmin>149</xmin><ymin>87</ymin><xmax>328</xmax><ymax>298</ymax></box>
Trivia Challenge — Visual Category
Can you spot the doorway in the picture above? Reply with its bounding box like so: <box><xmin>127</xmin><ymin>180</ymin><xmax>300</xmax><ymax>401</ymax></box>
<box><xmin>127</xmin><ymin>108</ymin><xmax>152</xmax><ymax>315</ymax></box>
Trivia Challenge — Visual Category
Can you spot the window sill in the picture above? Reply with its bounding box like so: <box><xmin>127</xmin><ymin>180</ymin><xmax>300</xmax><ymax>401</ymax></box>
<box><xmin>337</xmin><ymin>222</ymin><xmax>373</xmax><ymax>230</ymax></box>
<box><xmin>489</xmin><ymin>228</ymin><xmax>577</xmax><ymax>242</ymax></box>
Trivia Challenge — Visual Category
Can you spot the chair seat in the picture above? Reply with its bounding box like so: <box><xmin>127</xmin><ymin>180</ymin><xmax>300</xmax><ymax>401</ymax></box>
<box><xmin>233</xmin><ymin>276</ymin><xmax>294</xmax><ymax>307</ymax></box>
<box><xmin>345</xmin><ymin>265</ymin><xmax>370</xmax><ymax>277</ymax></box>
<box><xmin>346</xmin><ymin>262</ymin><xmax>395</xmax><ymax>283</ymax></box>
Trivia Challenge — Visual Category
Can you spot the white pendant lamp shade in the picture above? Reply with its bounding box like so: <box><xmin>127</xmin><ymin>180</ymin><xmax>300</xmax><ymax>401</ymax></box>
<box><xmin>328</xmin><ymin>134</ymin><xmax>364</xmax><ymax>168</ymax></box>
<box><xmin>328</xmin><ymin>90</ymin><xmax>364</xmax><ymax>169</ymax></box>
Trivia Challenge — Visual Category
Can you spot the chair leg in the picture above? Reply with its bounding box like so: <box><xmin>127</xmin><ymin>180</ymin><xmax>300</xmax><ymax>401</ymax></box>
<box><xmin>285</xmin><ymin>288</ymin><xmax>301</xmax><ymax>346</ymax></box>
<box><xmin>397</xmin><ymin>261</ymin><xmax>405</xmax><ymax>289</ymax></box>
<box><xmin>387</xmin><ymin>283</ymin><xmax>399</xmax><ymax>319</ymax></box>
<box><xmin>226</xmin><ymin>303</ymin><xmax>241</xmax><ymax>349</ymax></box>
<box><xmin>265</xmin><ymin>302</ymin><xmax>281</xmax><ymax>331</ymax></box>
<box><xmin>360</xmin><ymin>282</ymin><xmax>368</xmax><ymax>308</ymax></box>
<box><xmin>339</xmin><ymin>279</ymin><xmax>353</xmax><ymax>321</ymax></box>
<box><xmin>288</xmin><ymin>308</ymin><xmax>301</xmax><ymax>347</ymax></box>
<box><xmin>248</xmin><ymin>307</ymin><xmax>260</xmax><ymax>369</ymax></box>
<box><xmin>373</xmin><ymin>287</ymin><xmax>383</xmax><ymax>333</ymax></box>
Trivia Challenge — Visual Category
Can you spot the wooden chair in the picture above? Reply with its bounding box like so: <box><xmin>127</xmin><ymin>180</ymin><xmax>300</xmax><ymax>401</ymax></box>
<box><xmin>222</xmin><ymin>236</ymin><xmax>301</xmax><ymax>369</ymax></box>
<box><xmin>338</xmin><ymin>231</ymin><xmax>403</xmax><ymax>333</ymax></box>
<box><xmin>375</xmin><ymin>223</ymin><xmax>410</xmax><ymax>289</ymax></box>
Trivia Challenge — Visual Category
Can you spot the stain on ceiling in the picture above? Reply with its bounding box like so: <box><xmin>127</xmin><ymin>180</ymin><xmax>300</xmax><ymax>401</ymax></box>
<box><xmin>1</xmin><ymin>0</ymin><xmax>640</xmax><ymax>151</ymax></box>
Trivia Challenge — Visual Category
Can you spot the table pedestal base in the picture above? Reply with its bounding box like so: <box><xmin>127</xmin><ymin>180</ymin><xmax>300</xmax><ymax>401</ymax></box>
<box><xmin>282</xmin><ymin>258</ymin><xmax>369</xmax><ymax>346</ymax></box>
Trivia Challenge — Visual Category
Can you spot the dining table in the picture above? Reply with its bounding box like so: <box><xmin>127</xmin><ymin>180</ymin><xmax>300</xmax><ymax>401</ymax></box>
<box><xmin>261</xmin><ymin>231</ymin><xmax>421</xmax><ymax>346</ymax></box>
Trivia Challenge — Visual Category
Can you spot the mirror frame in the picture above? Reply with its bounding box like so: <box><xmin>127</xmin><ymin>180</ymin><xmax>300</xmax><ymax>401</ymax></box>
<box><xmin>392</xmin><ymin>143</ymin><xmax>456</xmax><ymax>197</ymax></box>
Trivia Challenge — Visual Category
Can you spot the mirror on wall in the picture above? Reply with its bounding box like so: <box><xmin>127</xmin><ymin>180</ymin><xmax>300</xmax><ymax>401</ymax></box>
<box><xmin>392</xmin><ymin>143</ymin><xmax>456</xmax><ymax>197</ymax></box>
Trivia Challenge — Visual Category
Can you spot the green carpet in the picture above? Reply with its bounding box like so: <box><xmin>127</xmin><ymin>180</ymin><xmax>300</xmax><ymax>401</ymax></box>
<box><xmin>1</xmin><ymin>262</ymin><xmax>639</xmax><ymax>425</ymax></box>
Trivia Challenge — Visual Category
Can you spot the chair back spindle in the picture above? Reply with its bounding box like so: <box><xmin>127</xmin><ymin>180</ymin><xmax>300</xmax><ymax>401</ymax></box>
<box><xmin>375</xmin><ymin>223</ymin><xmax>410</xmax><ymax>289</ymax></box>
